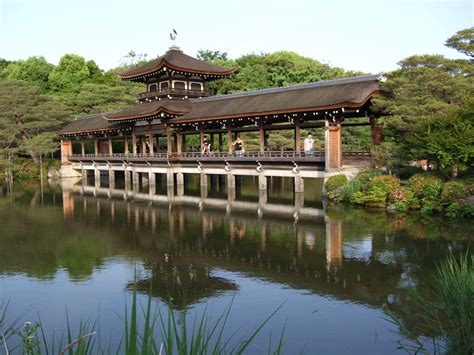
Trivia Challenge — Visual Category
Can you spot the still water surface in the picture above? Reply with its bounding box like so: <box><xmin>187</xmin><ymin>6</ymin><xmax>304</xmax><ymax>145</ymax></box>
<box><xmin>0</xmin><ymin>178</ymin><xmax>471</xmax><ymax>353</ymax></box>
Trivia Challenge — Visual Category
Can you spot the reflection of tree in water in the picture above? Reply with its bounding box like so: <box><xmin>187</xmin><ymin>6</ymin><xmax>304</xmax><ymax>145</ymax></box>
<box><xmin>127</xmin><ymin>258</ymin><xmax>238</xmax><ymax>310</ymax></box>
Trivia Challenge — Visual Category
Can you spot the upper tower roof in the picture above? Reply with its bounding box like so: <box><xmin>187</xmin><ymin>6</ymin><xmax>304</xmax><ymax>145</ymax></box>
<box><xmin>117</xmin><ymin>49</ymin><xmax>236</xmax><ymax>82</ymax></box>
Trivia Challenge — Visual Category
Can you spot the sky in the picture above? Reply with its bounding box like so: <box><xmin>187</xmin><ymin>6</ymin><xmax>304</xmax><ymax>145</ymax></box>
<box><xmin>0</xmin><ymin>0</ymin><xmax>472</xmax><ymax>74</ymax></box>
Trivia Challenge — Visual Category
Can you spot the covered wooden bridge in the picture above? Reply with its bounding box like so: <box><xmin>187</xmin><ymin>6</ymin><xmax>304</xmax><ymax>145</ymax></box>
<box><xmin>58</xmin><ymin>48</ymin><xmax>385</xmax><ymax>195</ymax></box>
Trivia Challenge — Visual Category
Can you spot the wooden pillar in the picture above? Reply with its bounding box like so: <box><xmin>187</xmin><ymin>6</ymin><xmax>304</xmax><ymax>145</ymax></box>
<box><xmin>108</xmin><ymin>137</ymin><xmax>113</xmax><ymax>155</ymax></box>
<box><xmin>200</xmin><ymin>129</ymin><xmax>204</xmax><ymax>153</ymax></box>
<box><xmin>210</xmin><ymin>133</ymin><xmax>214</xmax><ymax>151</ymax></box>
<box><xmin>218</xmin><ymin>133</ymin><xmax>223</xmax><ymax>152</ymax></box>
<box><xmin>167</xmin><ymin>128</ymin><xmax>173</xmax><ymax>155</ymax></box>
<box><xmin>80</xmin><ymin>140</ymin><xmax>85</xmax><ymax>157</ymax></box>
<box><xmin>149</xmin><ymin>134</ymin><xmax>154</xmax><ymax>155</ymax></box>
<box><xmin>227</xmin><ymin>127</ymin><xmax>233</xmax><ymax>153</ymax></box>
<box><xmin>176</xmin><ymin>134</ymin><xmax>182</xmax><ymax>155</ymax></box>
<box><xmin>124</xmin><ymin>136</ymin><xmax>129</xmax><ymax>155</ymax></box>
<box><xmin>132</xmin><ymin>134</ymin><xmax>137</xmax><ymax>156</ymax></box>
<box><xmin>60</xmin><ymin>140</ymin><xmax>73</xmax><ymax>164</ymax></box>
<box><xmin>294</xmin><ymin>118</ymin><xmax>301</xmax><ymax>154</ymax></box>
<box><xmin>141</xmin><ymin>137</ymin><xmax>147</xmax><ymax>155</ymax></box>
<box><xmin>259</xmin><ymin>122</ymin><xmax>265</xmax><ymax>154</ymax></box>
<box><xmin>94</xmin><ymin>138</ymin><xmax>99</xmax><ymax>157</ymax></box>
<box><xmin>325</xmin><ymin>120</ymin><xmax>342</xmax><ymax>170</ymax></box>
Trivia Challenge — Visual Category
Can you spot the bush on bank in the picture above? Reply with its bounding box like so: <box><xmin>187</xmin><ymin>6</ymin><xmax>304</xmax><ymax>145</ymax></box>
<box><xmin>327</xmin><ymin>171</ymin><xmax>474</xmax><ymax>218</ymax></box>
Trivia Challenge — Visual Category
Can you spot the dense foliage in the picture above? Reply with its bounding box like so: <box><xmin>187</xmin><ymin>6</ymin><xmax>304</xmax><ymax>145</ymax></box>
<box><xmin>375</xmin><ymin>27</ymin><xmax>474</xmax><ymax>178</ymax></box>
<box><xmin>330</xmin><ymin>171</ymin><xmax>473</xmax><ymax>218</ymax></box>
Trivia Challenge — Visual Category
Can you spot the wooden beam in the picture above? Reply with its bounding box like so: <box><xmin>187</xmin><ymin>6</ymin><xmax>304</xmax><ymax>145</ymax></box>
<box><xmin>295</xmin><ymin>118</ymin><xmax>301</xmax><ymax>154</ymax></box>
<box><xmin>132</xmin><ymin>134</ymin><xmax>137</xmax><ymax>156</ymax></box>
<box><xmin>200</xmin><ymin>128</ymin><xmax>204</xmax><ymax>153</ymax></box>
<box><xmin>166</xmin><ymin>128</ymin><xmax>172</xmax><ymax>155</ymax></box>
<box><xmin>108</xmin><ymin>137</ymin><xmax>113</xmax><ymax>155</ymax></box>
<box><xmin>94</xmin><ymin>138</ymin><xmax>99</xmax><ymax>156</ymax></box>
<box><xmin>80</xmin><ymin>140</ymin><xmax>85</xmax><ymax>157</ymax></box>
<box><xmin>259</xmin><ymin>123</ymin><xmax>265</xmax><ymax>154</ymax></box>
<box><xmin>227</xmin><ymin>127</ymin><xmax>233</xmax><ymax>153</ymax></box>
<box><xmin>124</xmin><ymin>136</ymin><xmax>129</xmax><ymax>155</ymax></box>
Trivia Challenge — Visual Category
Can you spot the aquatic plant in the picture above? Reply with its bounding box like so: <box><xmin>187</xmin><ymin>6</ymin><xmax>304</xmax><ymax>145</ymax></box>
<box><xmin>385</xmin><ymin>252</ymin><xmax>474</xmax><ymax>354</ymax></box>
<box><xmin>1</xmin><ymin>285</ymin><xmax>284</xmax><ymax>354</ymax></box>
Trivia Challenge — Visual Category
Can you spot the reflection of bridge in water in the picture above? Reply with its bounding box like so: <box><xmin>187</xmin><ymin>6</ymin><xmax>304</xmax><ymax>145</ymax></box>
<box><xmin>61</xmin><ymin>179</ymin><xmax>449</xmax><ymax>315</ymax></box>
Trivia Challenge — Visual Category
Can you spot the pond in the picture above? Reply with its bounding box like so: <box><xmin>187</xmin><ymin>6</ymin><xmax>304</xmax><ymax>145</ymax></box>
<box><xmin>0</xmin><ymin>178</ymin><xmax>471</xmax><ymax>353</ymax></box>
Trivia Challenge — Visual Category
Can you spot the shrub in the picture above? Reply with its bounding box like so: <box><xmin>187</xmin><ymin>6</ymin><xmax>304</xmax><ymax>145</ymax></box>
<box><xmin>441</xmin><ymin>181</ymin><xmax>472</xmax><ymax>205</ymax></box>
<box><xmin>325</xmin><ymin>174</ymin><xmax>348</xmax><ymax>197</ymax></box>
<box><xmin>352</xmin><ymin>169</ymin><xmax>384</xmax><ymax>187</ymax></box>
<box><xmin>366</xmin><ymin>175</ymin><xmax>401</xmax><ymax>194</ymax></box>
<box><xmin>446</xmin><ymin>202</ymin><xmax>474</xmax><ymax>218</ymax></box>
<box><xmin>409</xmin><ymin>174</ymin><xmax>443</xmax><ymax>214</ymax></box>
<box><xmin>351</xmin><ymin>185</ymin><xmax>388</xmax><ymax>207</ymax></box>
<box><xmin>389</xmin><ymin>186</ymin><xmax>419</xmax><ymax>211</ymax></box>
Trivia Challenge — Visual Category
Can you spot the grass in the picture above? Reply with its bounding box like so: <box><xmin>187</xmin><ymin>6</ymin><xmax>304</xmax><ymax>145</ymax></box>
<box><xmin>0</xmin><ymin>281</ymin><xmax>285</xmax><ymax>354</ymax></box>
<box><xmin>385</xmin><ymin>252</ymin><xmax>473</xmax><ymax>354</ymax></box>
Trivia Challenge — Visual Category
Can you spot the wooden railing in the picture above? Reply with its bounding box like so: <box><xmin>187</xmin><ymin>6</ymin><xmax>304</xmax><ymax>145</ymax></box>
<box><xmin>139</xmin><ymin>88</ymin><xmax>212</xmax><ymax>100</ymax></box>
<box><xmin>68</xmin><ymin>151</ymin><xmax>370</xmax><ymax>165</ymax></box>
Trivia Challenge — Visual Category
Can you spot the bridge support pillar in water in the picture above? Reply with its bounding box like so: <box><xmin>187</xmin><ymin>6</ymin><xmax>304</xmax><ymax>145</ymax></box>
<box><xmin>125</xmin><ymin>169</ymin><xmax>131</xmax><ymax>191</ymax></box>
<box><xmin>94</xmin><ymin>167</ymin><xmax>100</xmax><ymax>188</ymax></box>
<box><xmin>227</xmin><ymin>173</ymin><xmax>235</xmax><ymax>189</ymax></box>
<box><xmin>148</xmin><ymin>171</ymin><xmax>155</xmax><ymax>195</ymax></box>
<box><xmin>176</xmin><ymin>172</ymin><xmax>184</xmax><ymax>196</ymax></box>
<box><xmin>200</xmin><ymin>173</ymin><xmax>207</xmax><ymax>187</ymax></box>
<box><xmin>132</xmin><ymin>169</ymin><xmax>139</xmax><ymax>192</ymax></box>
<box><xmin>109</xmin><ymin>169</ymin><xmax>115</xmax><ymax>189</ymax></box>
<box><xmin>294</xmin><ymin>176</ymin><xmax>304</xmax><ymax>194</ymax></box>
<box><xmin>258</xmin><ymin>174</ymin><xmax>267</xmax><ymax>191</ymax></box>
<box><xmin>167</xmin><ymin>170</ymin><xmax>174</xmax><ymax>188</ymax></box>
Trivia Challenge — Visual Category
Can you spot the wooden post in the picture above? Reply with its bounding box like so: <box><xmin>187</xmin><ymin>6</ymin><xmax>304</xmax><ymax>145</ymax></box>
<box><xmin>218</xmin><ymin>133</ymin><xmax>223</xmax><ymax>152</ymax></box>
<box><xmin>182</xmin><ymin>134</ymin><xmax>186</xmax><ymax>153</ymax></box>
<box><xmin>80</xmin><ymin>140</ymin><xmax>85</xmax><ymax>157</ymax></box>
<box><xmin>108</xmin><ymin>137</ymin><xmax>113</xmax><ymax>155</ymax></box>
<box><xmin>132</xmin><ymin>134</ymin><xmax>137</xmax><ymax>156</ymax></box>
<box><xmin>141</xmin><ymin>137</ymin><xmax>147</xmax><ymax>155</ymax></box>
<box><xmin>124</xmin><ymin>136</ymin><xmax>129</xmax><ymax>155</ymax></box>
<box><xmin>176</xmin><ymin>134</ymin><xmax>182</xmax><ymax>155</ymax></box>
<box><xmin>259</xmin><ymin>122</ymin><xmax>265</xmax><ymax>154</ymax></box>
<box><xmin>167</xmin><ymin>128</ymin><xmax>173</xmax><ymax>155</ymax></box>
<box><xmin>94</xmin><ymin>138</ymin><xmax>99</xmax><ymax>157</ymax></box>
<box><xmin>325</xmin><ymin>120</ymin><xmax>342</xmax><ymax>170</ymax></box>
<box><xmin>294</xmin><ymin>118</ymin><xmax>301</xmax><ymax>154</ymax></box>
<box><xmin>210</xmin><ymin>133</ymin><xmax>214</xmax><ymax>151</ymax></box>
<box><xmin>60</xmin><ymin>140</ymin><xmax>73</xmax><ymax>164</ymax></box>
<box><xmin>200</xmin><ymin>129</ymin><xmax>204</xmax><ymax>153</ymax></box>
<box><xmin>227</xmin><ymin>127</ymin><xmax>233</xmax><ymax>153</ymax></box>
<box><xmin>149</xmin><ymin>134</ymin><xmax>154</xmax><ymax>155</ymax></box>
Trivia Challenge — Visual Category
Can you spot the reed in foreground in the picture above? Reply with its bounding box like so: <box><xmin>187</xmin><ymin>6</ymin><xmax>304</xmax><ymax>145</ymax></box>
<box><xmin>385</xmin><ymin>252</ymin><xmax>473</xmax><ymax>354</ymax></box>
<box><xmin>1</xmin><ymin>284</ymin><xmax>285</xmax><ymax>354</ymax></box>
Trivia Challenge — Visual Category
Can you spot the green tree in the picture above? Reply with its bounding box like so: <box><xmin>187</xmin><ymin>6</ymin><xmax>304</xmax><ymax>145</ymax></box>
<box><xmin>48</xmin><ymin>54</ymin><xmax>91</xmax><ymax>92</ymax></box>
<box><xmin>445</xmin><ymin>27</ymin><xmax>474</xmax><ymax>58</ymax></box>
<box><xmin>2</xmin><ymin>56</ymin><xmax>54</xmax><ymax>91</ymax></box>
<box><xmin>406</xmin><ymin>100</ymin><xmax>474</xmax><ymax>177</ymax></box>
<box><xmin>0</xmin><ymin>80</ymin><xmax>66</xmax><ymax>166</ymax></box>
<box><xmin>374</xmin><ymin>28</ymin><xmax>474</xmax><ymax>174</ymax></box>
<box><xmin>197</xmin><ymin>49</ymin><xmax>229</xmax><ymax>62</ymax></box>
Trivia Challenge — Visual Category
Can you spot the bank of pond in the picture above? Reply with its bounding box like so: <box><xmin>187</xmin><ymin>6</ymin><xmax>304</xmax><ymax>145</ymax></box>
<box><xmin>325</xmin><ymin>170</ymin><xmax>474</xmax><ymax>219</ymax></box>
